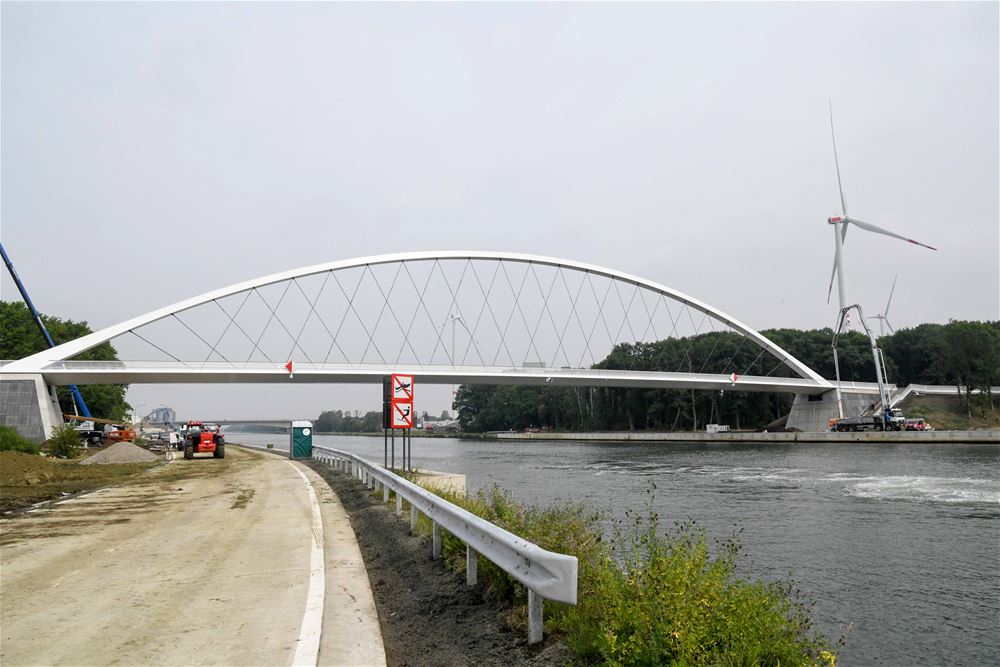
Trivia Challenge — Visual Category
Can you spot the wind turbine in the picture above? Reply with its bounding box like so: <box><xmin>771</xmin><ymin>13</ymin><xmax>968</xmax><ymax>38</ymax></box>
<box><xmin>867</xmin><ymin>275</ymin><xmax>898</xmax><ymax>337</ymax></box>
<box><xmin>439</xmin><ymin>312</ymin><xmax>485</xmax><ymax>409</ymax></box>
<box><xmin>825</xmin><ymin>103</ymin><xmax>937</xmax><ymax>418</ymax></box>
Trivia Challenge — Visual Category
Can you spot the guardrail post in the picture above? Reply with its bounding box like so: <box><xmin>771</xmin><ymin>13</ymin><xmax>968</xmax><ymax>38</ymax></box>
<box><xmin>527</xmin><ymin>589</ymin><xmax>543</xmax><ymax>644</ymax></box>
<box><xmin>410</xmin><ymin>506</ymin><xmax>418</xmax><ymax>532</ymax></box>
<box><xmin>432</xmin><ymin>521</ymin><xmax>441</xmax><ymax>559</ymax></box>
<box><xmin>383</xmin><ymin>484</ymin><xmax>389</xmax><ymax>503</ymax></box>
<box><xmin>395</xmin><ymin>493</ymin><xmax>402</xmax><ymax>516</ymax></box>
<box><xmin>466</xmin><ymin>546</ymin><xmax>478</xmax><ymax>585</ymax></box>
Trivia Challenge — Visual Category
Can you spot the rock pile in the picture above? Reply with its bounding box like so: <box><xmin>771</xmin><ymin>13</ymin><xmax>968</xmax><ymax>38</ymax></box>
<box><xmin>80</xmin><ymin>441</ymin><xmax>159</xmax><ymax>465</ymax></box>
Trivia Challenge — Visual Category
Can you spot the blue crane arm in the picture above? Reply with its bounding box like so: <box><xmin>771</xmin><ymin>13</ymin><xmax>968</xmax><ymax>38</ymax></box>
<box><xmin>1</xmin><ymin>241</ymin><xmax>92</xmax><ymax>418</ymax></box>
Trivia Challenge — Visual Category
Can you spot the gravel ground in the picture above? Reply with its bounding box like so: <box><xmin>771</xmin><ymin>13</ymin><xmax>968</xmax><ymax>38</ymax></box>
<box><xmin>304</xmin><ymin>460</ymin><xmax>574</xmax><ymax>667</ymax></box>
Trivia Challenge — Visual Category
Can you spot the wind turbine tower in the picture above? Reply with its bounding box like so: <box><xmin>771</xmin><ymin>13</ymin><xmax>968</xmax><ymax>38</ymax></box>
<box><xmin>825</xmin><ymin>104</ymin><xmax>937</xmax><ymax>418</ymax></box>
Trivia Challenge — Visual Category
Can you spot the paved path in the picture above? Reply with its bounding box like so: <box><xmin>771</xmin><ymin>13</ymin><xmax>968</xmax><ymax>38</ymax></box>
<box><xmin>0</xmin><ymin>446</ymin><xmax>385</xmax><ymax>666</ymax></box>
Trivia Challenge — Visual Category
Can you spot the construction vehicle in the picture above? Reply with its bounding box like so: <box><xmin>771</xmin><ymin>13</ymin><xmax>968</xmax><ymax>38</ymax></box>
<box><xmin>829</xmin><ymin>407</ymin><xmax>905</xmax><ymax>432</ymax></box>
<box><xmin>72</xmin><ymin>420</ymin><xmax>106</xmax><ymax>446</ymax></box>
<box><xmin>64</xmin><ymin>413</ymin><xmax>135</xmax><ymax>445</ymax></box>
<box><xmin>2</xmin><ymin>242</ymin><xmax>92</xmax><ymax>418</ymax></box>
<box><xmin>182</xmin><ymin>421</ymin><xmax>225</xmax><ymax>460</ymax></box>
<box><xmin>830</xmin><ymin>303</ymin><xmax>910</xmax><ymax>433</ymax></box>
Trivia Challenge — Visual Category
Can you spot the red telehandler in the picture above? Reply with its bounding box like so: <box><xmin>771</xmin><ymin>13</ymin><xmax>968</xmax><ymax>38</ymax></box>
<box><xmin>182</xmin><ymin>421</ymin><xmax>225</xmax><ymax>460</ymax></box>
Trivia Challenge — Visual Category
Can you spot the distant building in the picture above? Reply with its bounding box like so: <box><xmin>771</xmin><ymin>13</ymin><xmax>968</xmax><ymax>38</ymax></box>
<box><xmin>146</xmin><ymin>405</ymin><xmax>176</xmax><ymax>425</ymax></box>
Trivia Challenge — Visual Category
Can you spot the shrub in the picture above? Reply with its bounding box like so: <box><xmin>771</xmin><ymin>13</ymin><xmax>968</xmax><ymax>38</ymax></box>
<box><xmin>45</xmin><ymin>424</ymin><xmax>81</xmax><ymax>459</ymax></box>
<box><xmin>0</xmin><ymin>424</ymin><xmax>41</xmax><ymax>454</ymax></box>
<box><xmin>393</xmin><ymin>479</ymin><xmax>836</xmax><ymax>666</ymax></box>
<box><xmin>561</xmin><ymin>512</ymin><xmax>834</xmax><ymax>666</ymax></box>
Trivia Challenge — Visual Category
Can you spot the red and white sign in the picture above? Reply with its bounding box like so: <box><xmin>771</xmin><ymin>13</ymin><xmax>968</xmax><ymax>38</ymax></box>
<box><xmin>392</xmin><ymin>374</ymin><xmax>414</xmax><ymax>401</ymax></box>
<box><xmin>729</xmin><ymin>372</ymin><xmax>738</xmax><ymax>385</ymax></box>
<box><xmin>390</xmin><ymin>373</ymin><xmax>415</xmax><ymax>429</ymax></box>
<box><xmin>391</xmin><ymin>401</ymin><xmax>414</xmax><ymax>428</ymax></box>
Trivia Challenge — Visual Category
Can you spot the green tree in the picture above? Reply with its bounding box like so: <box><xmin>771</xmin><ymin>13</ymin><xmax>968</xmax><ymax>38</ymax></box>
<box><xmin>454</xmin><ymin>321</ymin><xmax>1000</xmax><ymax>432</ymax></box>
<box><xmin>0</xmin><ymin>301</ymin><xmax>130</xmax><ymax>420</ymax></box>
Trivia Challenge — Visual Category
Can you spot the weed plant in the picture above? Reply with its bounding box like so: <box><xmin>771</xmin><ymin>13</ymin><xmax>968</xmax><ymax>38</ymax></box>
<box><xmin>378</xmin><ymin>476</ymin><xmax>837</xmax><ymax>666</ymax></box>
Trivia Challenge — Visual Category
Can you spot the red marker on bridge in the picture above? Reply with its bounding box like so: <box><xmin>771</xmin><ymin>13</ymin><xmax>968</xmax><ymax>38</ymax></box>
<box><xmin>285</xmin><ymin>360</ymin><xmax>294</xmax><ymax>379</ymax></box>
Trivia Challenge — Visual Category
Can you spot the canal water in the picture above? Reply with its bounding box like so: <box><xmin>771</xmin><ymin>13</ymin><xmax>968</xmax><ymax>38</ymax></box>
<box><xmin>238</xmin><ymin>433</ymin><xmax>1000</xmax><ymax>665</ymax></box>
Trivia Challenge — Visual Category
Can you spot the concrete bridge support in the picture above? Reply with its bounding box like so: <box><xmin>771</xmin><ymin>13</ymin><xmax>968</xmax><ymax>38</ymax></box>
<box><xmin>786</xmin><ymin>388</ymin><xmax>882</xmax><ymax>432</ymax></box>
<box><xmin>0</xmin><ymin>374</ymin><xmax>64</xmax><ymax>443</ymax></box>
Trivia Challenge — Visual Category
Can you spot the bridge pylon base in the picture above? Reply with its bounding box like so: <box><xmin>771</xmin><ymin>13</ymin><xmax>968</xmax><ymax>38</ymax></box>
<box><xmin>0</xmin><ymin>373</ymin><xmax>65</xmax><ymax>443</ymax></box>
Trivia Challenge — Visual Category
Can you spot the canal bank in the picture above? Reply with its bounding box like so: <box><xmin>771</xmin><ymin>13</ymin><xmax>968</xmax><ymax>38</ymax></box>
<box><xmin>233</xmin><ymin>432</ymin><xmax>1000</xmax><ymax>666</ymax></box>
<box><xmin>495</xmin><ymin>429</ymin><xmax>1000</xmax><ymax>444</ymax></box>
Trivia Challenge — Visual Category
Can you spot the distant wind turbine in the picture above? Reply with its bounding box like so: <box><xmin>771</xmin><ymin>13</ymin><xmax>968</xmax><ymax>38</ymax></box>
<box><xmin>867</xmin><ymin>275</ymin><xmax>898</xmax><ymax>337</ymax></box>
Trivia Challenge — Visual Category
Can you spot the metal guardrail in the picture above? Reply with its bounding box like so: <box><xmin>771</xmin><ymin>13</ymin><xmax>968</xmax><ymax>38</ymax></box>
<box><xmin>311</xmin><ymin>445</ymin><xmax>578</xmax><ymax>643</ymax></box>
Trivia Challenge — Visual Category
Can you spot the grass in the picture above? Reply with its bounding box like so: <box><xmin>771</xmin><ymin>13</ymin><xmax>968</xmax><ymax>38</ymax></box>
<box><xmin>372</xmin><ymin>476</ymin><xmax>837</xmax><ymax>666</ymax></box>
<box><xmin>899</xmin><ymin>394</ymin><xmax>1000</xmax><ymax>431</ymax></box>
<box><xmin>0</xmin><ymin>450</ymin><xmax>155</xmax><ymax>514</ymax></box>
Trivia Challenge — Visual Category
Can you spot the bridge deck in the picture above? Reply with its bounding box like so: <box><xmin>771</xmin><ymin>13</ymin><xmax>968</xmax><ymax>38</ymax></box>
<box><xmin>28</xmin><ymin>361</ymin><xmax>832</xmax><ymax>394</ymax></box>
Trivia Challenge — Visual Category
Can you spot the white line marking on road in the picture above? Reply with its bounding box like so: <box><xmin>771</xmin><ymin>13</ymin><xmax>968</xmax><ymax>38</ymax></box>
<box><xmin>287</xmin><ymin>461</ymin><xmax>326</xmax><ymax>667</ymax></box>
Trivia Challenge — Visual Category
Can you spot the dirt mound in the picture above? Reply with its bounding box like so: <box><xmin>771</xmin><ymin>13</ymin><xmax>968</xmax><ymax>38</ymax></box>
<box><xmin>80</xmin><ymin>441</ymin><xmax>159</xmax><ymax>465</ymax></box>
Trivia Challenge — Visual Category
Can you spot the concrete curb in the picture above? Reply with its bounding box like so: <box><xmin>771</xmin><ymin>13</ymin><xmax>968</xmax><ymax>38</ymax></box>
<box><xmin>294</xmin><ymin>461</ymin><xmax>387</xmax><ymax>667</ymax></box>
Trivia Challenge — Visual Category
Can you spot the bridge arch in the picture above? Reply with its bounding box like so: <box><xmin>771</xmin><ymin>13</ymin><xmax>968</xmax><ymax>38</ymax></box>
<box><xmin>4</xmin><ymin>251</ymin><xmax>829</xmax><ymax>392</ymax></box>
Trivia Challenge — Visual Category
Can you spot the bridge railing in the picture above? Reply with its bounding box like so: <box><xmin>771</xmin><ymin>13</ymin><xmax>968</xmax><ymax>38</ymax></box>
<box><xmin>311</xmin><ymin>445</ymin><xmax>578</xmax><ymax>644</ymax></box>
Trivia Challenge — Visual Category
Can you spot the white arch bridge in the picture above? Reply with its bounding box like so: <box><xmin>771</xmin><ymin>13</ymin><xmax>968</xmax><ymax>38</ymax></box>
<box><xmin>4</xmin><ymin>252</ymin><xmax>832</xmax><ymax>395</ymax></box>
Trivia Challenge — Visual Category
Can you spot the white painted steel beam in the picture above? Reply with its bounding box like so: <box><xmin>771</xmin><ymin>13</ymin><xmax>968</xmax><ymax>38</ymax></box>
<box><xmin>30</xmin><ymin>362</ymin><xmax>831</xmax><ymax>393</ymax></box>
<box><xmin>3</xmin><ymin>251</ymin><xmax>826</xmax><ymax>384</ymax></box>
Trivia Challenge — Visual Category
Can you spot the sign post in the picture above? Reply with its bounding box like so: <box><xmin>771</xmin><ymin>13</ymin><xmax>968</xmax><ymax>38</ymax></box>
<box><xmin>388</xmin><ymin>373</ymin><xmax>414</xmax><ymax>471</ymax></box>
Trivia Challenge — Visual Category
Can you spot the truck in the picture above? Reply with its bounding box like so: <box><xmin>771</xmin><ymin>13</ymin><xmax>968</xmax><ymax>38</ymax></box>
<box><xmin>182</xmin><ymin>421</ymin><xmax>225</xmax><ymax>460</ymax></box>
<box><xmin>830</xmin><ymin>407</ymin><xmax>905</xmax><ymax>432</ymax></box>
<box><xmin>73</xmin><ymin>420</ymin><xmax>106</xmax><ymax>446</ymax></box>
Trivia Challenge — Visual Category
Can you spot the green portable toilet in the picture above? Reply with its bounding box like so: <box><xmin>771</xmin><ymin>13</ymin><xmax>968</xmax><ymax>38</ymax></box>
<box><xmin>290</xmin><ymin>420</ymin><xmax>313</xmax><ymax>459</ymax></box>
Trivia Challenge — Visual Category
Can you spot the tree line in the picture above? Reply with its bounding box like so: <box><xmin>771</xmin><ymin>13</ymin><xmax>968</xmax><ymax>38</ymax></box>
<box><xmin>313</xmin><ymin>410</ymin><xmax>383</xmax><ymax>433</ymax></box>
<box><xmin>455</xmin><ymin>321</ymin><xmax>999</xmax><ymax>432</ymax></box>
<box><xmin>312</xmin><ymin>409</ymin><xmax>454</xmax><ymax>432</ymax></box>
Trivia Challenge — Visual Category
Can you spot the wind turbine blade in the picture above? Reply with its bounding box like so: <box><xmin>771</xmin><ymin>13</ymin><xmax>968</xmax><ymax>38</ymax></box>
<box><xmin>848</xmin><ymin>217</ymin><xmax>938</xmax><ymax>250</ymax></box>
<box><xmin>830</xmin><ymin>101</ymin><xmax>848</xmax><ymax>217</ymax></box>
<box><xmin>826</xmin><ymin>224</ymin><xmax>849</xmax><ymax>304</ymax></box>
<box><xmin>826</xmin><ymin>258</ymin><xmax>837</xmax><ymax>304</ymax></box>
<box><xmin>886</xmin><ymin>320</ymin><xmax>895</xmax><ymax>334</ymax></box>
<box><xmin>885</xmin><ymin>275</ymin><xmax>897</xmax><ymax>316</ymax></box>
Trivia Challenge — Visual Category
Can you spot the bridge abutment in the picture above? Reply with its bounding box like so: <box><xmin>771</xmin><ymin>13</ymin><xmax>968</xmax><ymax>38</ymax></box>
<box><xmin>786</xmin><ymin>389</ymin><xmax>882</xmax><ymax>432</ymax></box>
<box><xmin>0</xmin><ymin>374</ymin><xmax>64</xmax><ymax>443</ymax></box>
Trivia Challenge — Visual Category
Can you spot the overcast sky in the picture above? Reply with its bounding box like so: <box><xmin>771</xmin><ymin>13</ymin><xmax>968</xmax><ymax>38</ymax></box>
<box><xmin>2</xmin><ymin>2</ymin><xmax>997</xmax><ymax>420</ymax></box>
